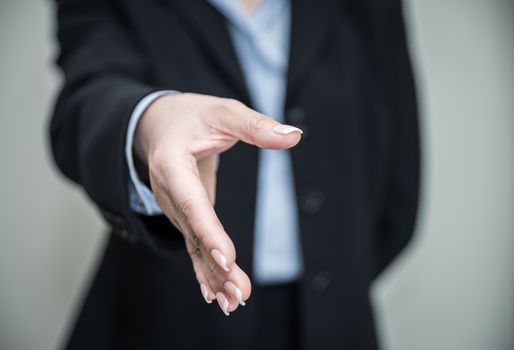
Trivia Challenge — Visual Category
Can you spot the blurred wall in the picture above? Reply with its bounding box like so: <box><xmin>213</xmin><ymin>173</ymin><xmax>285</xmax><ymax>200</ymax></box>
<box><xmin>373</xmin><ymin>1</ymin><xmax>514</xmax><ymax>350</ymax></box>
<box><xmin>0</xmin><ymin>2</ymin><xmax>105</xmax><ymax>349</ymax></box>
<box><xmin>0</xmin><ymin>1</ymin><xmax>512</xmax><ymax>349</ymax></box>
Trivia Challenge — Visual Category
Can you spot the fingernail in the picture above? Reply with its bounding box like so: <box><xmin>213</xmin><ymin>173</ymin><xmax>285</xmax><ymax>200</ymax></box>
<box><xmin>225</xmin><ymin>281</ymin><xmax>245</xmax><ymax>306</ymax></box>
<box><xmin>200</xmin><ymin>283</ymin><xmax>212</xmax><ymax>304</ymax></box>
<box><xmin>211</xmin><ymin>249</ymin><xmax>230</xmax><ymax>272</ymax></box>
<box><xmin>216</xmin><ymin>292</ymin><xmax>230</xmax><ymax>316</ymax></box>
<box><xmin>273</xmin><ymin>124</ymin><xmax>303</xmax><ymax>135</ymax></box>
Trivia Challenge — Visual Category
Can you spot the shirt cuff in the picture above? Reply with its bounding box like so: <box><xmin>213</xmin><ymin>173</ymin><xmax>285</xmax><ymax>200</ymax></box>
<box><xmin>125</xmin><ymin>90</ymin><xmax>178</xmax><ymax>215</ymax></box>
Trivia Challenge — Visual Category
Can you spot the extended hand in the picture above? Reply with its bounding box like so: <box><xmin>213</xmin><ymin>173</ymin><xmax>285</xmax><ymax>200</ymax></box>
<box><xmin>134</xmin><ymin>93</ymin><xmax>302</xmax><ymax>315</ymax></box>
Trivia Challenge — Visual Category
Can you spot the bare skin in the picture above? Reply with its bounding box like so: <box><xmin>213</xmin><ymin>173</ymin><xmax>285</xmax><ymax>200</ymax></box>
<box><xmin>134</xmin><ymin>93</ymin><xmax>302</xmax><ymax>315</ymax></box>
<box><xmin>241</xmin><ymin>0</ymin><xmax>263</xmax><ymax>14</ymax></box>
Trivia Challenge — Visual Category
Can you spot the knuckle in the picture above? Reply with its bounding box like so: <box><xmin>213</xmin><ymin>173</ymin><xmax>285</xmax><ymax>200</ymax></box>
<box><xmin>176</xmin><ymin>198</ymin><xmax>208</xmax><ymax>247</ymax></box>
<box><xmin>248</xmin><ymin>114</ymin><xmax>268</xmax><ymax>132</ymax></box>
<box><xmin>206</xmin><ymin>262</ymin><xmax>217</xmax><ymax>277</ymax></box>
<box><xmin>225</xmin><ymin>98</ymin><xmax>244</xmax><ymax>111</ymax></box>
<box><xmin>190</xmin><ymin>230</ymin><xmax>205</xmax><ymax>248</ymax></box>
<box><xmin>208</xmin><ymin>99</ymin><xmax>244</xmax><ymax>124</ymax></box>
<box><xmin>177</xmin><ymin>196</ymin><xmax>196</xmax><ymax>221</ymax></box>
<box><xmin>186</xmin><ymin>238</ymin><xmax>203</xmax><ymax>257</ymax></box>
<box><xmin>191</xmin><ymin>245</ymin><xmax>203</xmax><ymax>259</ymax></box>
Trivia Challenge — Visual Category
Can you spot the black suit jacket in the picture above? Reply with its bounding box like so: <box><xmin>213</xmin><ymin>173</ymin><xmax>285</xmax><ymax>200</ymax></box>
<box><xmin>50</xmin><ymin>0</ymin><xmax>420</xmax><ymax>349</ymax></box>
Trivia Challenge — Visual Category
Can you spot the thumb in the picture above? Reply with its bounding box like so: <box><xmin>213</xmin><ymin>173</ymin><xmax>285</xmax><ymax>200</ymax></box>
<box><xmin>215</xmin><ymin>100</ymin><xmax>303</xmax><ymax>150</ymax></box>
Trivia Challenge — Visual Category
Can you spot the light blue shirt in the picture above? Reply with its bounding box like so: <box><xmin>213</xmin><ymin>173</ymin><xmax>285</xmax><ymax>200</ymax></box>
<box><xmin>125</xmin><ymin>0</ymin><xmax>302</xmax><ymax>284</ymax></box>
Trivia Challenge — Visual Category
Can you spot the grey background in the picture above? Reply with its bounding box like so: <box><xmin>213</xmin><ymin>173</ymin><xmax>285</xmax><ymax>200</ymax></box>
<box><xmin>0</xmin><ymin>1</ymin><xmax>512</xmax><ymax>349</ymax></box>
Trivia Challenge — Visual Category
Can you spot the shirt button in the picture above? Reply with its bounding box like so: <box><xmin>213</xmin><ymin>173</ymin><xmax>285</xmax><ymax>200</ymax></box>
<box><xmin>310</xmin><ymin>271</ymin><xmax>332</xmax><ymax>293</ymax></box>
<box><xmin>298</xmin><ymin>190</ymin><xmax>325</xmax><ymax>215</ymax></box>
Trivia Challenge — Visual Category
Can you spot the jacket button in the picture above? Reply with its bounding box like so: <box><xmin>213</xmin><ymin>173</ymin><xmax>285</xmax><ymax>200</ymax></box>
<box><xmin>118</xmin><ymin>229</ymin><xmax>129</xmax><ymax>239</ymax></box>
<box><xmin>286</xmin><ymin>107</ymin><xmax>305</xmax><ymax>124</ymax></box>
<box><xmin>310</xmin><ymin>271</ymin><xmax>332</xmax><ymax>293</ymax></box>
<box><xmin>298</xmin><ymin>190</ymin><xmax>325</xmax><ymax>215</ymax></box>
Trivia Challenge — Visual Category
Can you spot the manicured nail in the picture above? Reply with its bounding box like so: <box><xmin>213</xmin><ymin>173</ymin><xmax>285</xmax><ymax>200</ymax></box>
<box><xmin>211</xmin><ymin>249</ymin><xmax>230</xmax><ymax>272</ymax></box>
<box><xmin>200</xmin><ymin>283</ymin><xmax>212</xmax><ymax>304</ymax></box>
<box><xmin>225</xmin><ymin>281</ymin><xmax>245</xmax><ymax>306</ymax></box>
<box><xmin>273</xmin><ymin>124</ymin><xmax>303</xmax><ymax>135</ymax></box>
<box><xmin>216</xmin><ymin>292</ymin><xmax>230</xmax><ymax>316</ymax></box>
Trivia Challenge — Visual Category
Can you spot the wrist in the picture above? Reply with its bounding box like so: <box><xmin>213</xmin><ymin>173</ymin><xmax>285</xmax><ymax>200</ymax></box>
<box><xmin>133</xmin><ymin>95</ymin><xmax>170</xmax><ymax>183</ymax></box>
<box><xmin>134</xmin><ymin>94</ymin><xmax>171</xmax><ymax>167</ymax></box>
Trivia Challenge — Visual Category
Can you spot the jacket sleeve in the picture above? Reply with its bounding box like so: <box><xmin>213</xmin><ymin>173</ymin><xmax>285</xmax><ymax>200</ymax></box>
<box><xmin>49</xmin><ymin>0</ymin><xmax>184</xmax><ymax>253</ymax></box>
<box><xmin>367</xmin><ymin>0</ymin><xmax>421</xmax><ymax>277</ymax></box>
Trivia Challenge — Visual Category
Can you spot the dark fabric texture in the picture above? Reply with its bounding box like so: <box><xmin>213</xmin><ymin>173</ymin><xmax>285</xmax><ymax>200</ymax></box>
<box><xmin>49</xmin><ymin>0</ymin><xmax>420</xmax><ymax>349</ymax></box>
<box><xmin>254</xmin><ymin>282</ymin><xmax>300</xmax><ymax>350</ymax></box>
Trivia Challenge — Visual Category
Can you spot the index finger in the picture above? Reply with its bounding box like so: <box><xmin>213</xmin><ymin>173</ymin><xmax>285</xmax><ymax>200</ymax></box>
<box><xmin>154</xmin><ymin>152</ymin><xmax>236</xmax><ymax>272</ymax></box>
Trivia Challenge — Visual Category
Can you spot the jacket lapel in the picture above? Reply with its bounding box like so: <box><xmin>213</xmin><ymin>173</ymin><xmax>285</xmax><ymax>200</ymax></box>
<box><xmin>166</xmin><ymin>0</ymin><xmax>340</xmax><ymax>105</ymax></box>
<box><xmin>287</xmin><ymin>0</ymin><xmax>341</xmax><ymax>101</ymax></box>
<box><xmin>170</xmin><ymin>0</ymin><xmax>251</xmax><ymax>103</ymax></box>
